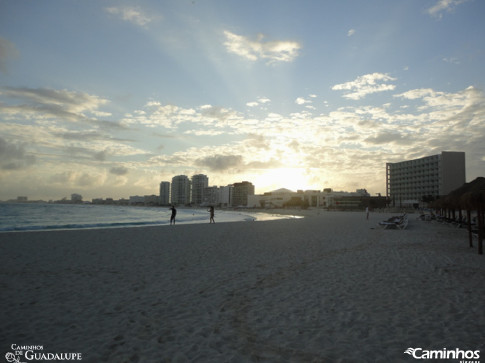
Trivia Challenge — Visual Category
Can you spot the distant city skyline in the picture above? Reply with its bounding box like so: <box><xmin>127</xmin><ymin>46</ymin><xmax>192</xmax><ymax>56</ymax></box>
<box><xmin>1</xmin><ymin>1</ymin><xmax>484</xmax><ymax>201</ymax></box>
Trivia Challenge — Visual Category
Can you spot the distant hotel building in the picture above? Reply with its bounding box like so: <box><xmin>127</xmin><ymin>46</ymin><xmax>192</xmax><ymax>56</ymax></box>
<box><xmin>191</xmin><ymin>174</ymin><xmax>209</xmax><ymax>205</ymax></box>
<box><xmin>232</xmin><ymin>181</ymin><xmax>255</xmax><ymax>207</ymax></box>
<box><xmin>247</xmin><ymin>188</ymin><xmax>372</xmax><ymax>209</ymax></box>
<box><xmin>159</xmin><ymin>181</ymin><xmax>170</xmax><ymax>205</ymax></box>
<box><xmin>202</xmin><ymin>186</ymin><xmax>220</xmax><ymax>206</ymax></box>
<box><xmin>202</xmin><ymin>185</ymin><xmax>233</xmax><ymax>207</ymax></box>
<box><xmin>386</xmin><ymin>151</ymin><xmax>465</xmax><ymax>206</ymax></box>
<box><xmin>219</xmin><ymin>185</ymin><xmax>233</xmax><ymax>207</ymax></box>
<box><xmin>171</xmin><ymin>175</ymin><xmax>191</xmax><ymax>205</ymax></box>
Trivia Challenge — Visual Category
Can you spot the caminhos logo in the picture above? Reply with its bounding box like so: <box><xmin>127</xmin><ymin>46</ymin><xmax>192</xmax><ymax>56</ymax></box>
<box><xmin>404</xmin><ymin>347</ymin><xmax>480</xmax><ymax>361</ymax></box>
<box><xmin>5</xmin><ymin>345</ymin><xmax>82</xmax><ymax>362</ymax></box>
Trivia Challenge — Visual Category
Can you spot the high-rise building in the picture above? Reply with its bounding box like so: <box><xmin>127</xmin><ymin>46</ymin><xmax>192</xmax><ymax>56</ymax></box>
<box><xmin>219</xmin><ymin>185</ymin><xmax>233</xmax><ymax>207</ymax></box>
<box><xmin>191</xmin><ymin>174</ymin><xmax>208</xmax><ymax>205</ymax></box>
<box><xmin>159</xmin><ymin>181</ymin><xmax>170</xmax><ymax>205</ymax></box>
<box><xmin>386</xmin><ymin>151</ymin><xmax>465</xmax><ymax>206</ymax></box>
<box><xmin>202</xmin><ymin>186</ymin><xmax>219</xmax><ymax>206</ymax></box>
<box><xmin>171</xmin><ymin>175</ymin><xmax>191</xmax><ymax>205</ymax></box>
<box><xmin>232</xmin><ymin>181</ymin><xmax>255</xmax><ymax>207</ymax></box>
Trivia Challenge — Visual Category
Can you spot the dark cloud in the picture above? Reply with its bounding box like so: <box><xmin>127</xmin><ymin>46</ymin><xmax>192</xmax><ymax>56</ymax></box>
<box><xmin>49</xmin><ymin>172</ymin><xmax>73</xmax><ymax>184</ymax></box>
<box><xmin>197</xmin><ymin>154</ymin><xmax>244</xmax><ymax>172</ymax></box>
<box><xmin>2</xmin><ymin>87</ymin><xmax>101</xmax><ymax>111</ymax></box>
<box><xmin>200</xmin><ymin>106</ymin><xmax>240</xmax><ymax>126</ymax></box>
<box><xmin>61</xmin><ymin>146</ymin><xmax>109</xmax><ymax>162</ymax></box>
<box><xmin>110</xmin><ymin>166</ymin><xmax>129</xmax><ymax>175</ymax></box>
<box><xmin>53</xmin><ymin>130</ymin><xmax>133</xmax><ymax>143</ymax></box>
<box><xmin>54</xmin><ymin>131</ymin><xmax>101</xmax><ymax>140</ymax></box>
<box><xmin>77</xmin><ymin>173</ymin><xmax>98</xmax><ymax>187</ymax></box>
<box><xmin>365</xmin><ymin>132</ymin><xmax>410</xmax><ymax>145</ymax></box>
<box><xmin>201</xmin><ymin>106</ymin><xmax>231</xmax><ymax>120</ymax></box>
<box><xmin>0</xmin><ymin>103</ymin><xmax>83</xmax><ymax>122</ymax></box>
<box><xmin>152</xmin><ymin>131</ymin><xmax>177</xmax><ymax>138</ymax></box>
<box><xmin>48</xmin><ymin>171</ymin><xmax>100</xmax><ymax>187</ymax></box>
<box><xmin>65</xmin><ymin>145</ymin><xmax>90</xmax><ymax>157</ymax></box>
<box><xmin>245</xmin><ymin>134</ymin><xmax>270</xmax><ymax>149</ymax></box>
<box><xmin>0</xmin><ymin>87</ymin><xmax>124</xmax><ymax>130</ymax></box>
<box><xmin>94</xmin><ymin>150</ymin><xmax>108</xmax><ymax>161</ymax></box>
<box><xmin>0</xmin><ymin>137</ymin><xmax>36</xmax><ymax>170</ymax></box>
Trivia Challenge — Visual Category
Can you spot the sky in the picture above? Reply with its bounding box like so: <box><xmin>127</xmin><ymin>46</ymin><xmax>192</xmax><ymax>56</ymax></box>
<box><xmin>1</xmin><ymin>0</ymin><xmax>484</xmax><ymax>201</ymax></box>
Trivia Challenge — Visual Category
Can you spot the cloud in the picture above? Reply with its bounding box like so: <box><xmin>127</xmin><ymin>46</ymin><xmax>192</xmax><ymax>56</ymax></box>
<box><xmin>443</xmin><ymin>57</ymin><xmax>460</xmax><ymax>64</ymax></box>
<box><xmin>394</xmin><ymin>88</ymin><xmax>435</xmax><ymax>100</ymax></box>
<box><xmin>347</xmin><ymin>29</ymin><xmax>356</xmax><ymax>37</ymax></box>
<box><xmin>197</xmin><ymin>154</ymin><xmax>244</xmax><ymax>172</ymax></box>
<box><xmin>427</xmin><ymin>0</ymin><xmax>469</xmax><ymax>18</ymax></box>
<box><xmin>244</xmin><ymin>134</ymin><xmax>270</xmax><ymax>150</ymax></box>
<box><xmin>332</xmin><ymin>73</ymin><xmax>397</xmax><ymax>100</ymax></box>
<box><xmin>124</xmin><ymin>102</ymin><xmax>248</xmax><ymax>133</ymax></box>
<box><xmin>49</xmin><ymin>171</ymin><xmax>105</xmax><ymax>187</ymax></box>
<box><xmin>246</xmin><ymin>97</ymin><xmax>271</xmax><ymax>107</ymax></box>
<box><xmin>105</xmin><ymin>6</ymin><xmax>155</xmax><ymax>27</ymax></box>
<box><xmin>0</xmin><ymin>87</ymin><xmax>113</xmax><ymax>128</ymax></box>
<box><xmin>394</xmin><ymin>86</ymin><xmax>480</xmax><ymax>112</ymax></box>
<box><xmin>200</xmin><ymin>105</ymin><xmax>238</xmax><ymax>122</ymax></box>
<box><xmin>0</xmin><ymin>137</ymin><xmax>36</xmax><ymax>170</ymax></box>
<box><xmin>364</xmin><ymin>131</ymin><xmax>410</xmax><ymax>145</ymax></box>
<box><xmin>1</xmin><ymin>87</ymin><xmax>108</xmax><ymax>113</ymax></box>
<box><xmin>0</xmin><ymin>37</ymin><xmax>19</xmax><ymax>74</ymax></box>
<box><xmin>2</xmin><ymin>80</ymin><xmax>484</xmax><ymax>200</ymax></box>
<box><xmin>223</xmin><ymin>31</ymin><xmax>301</xmax><ymax>63</ymax></box>
<box><xmin>110</xmin><ymin>166</ymin><xmax>129</xmax><ymax>176</ymax></box>
<box><xmin>123</xmin><ymin>102</ymin><xmax>201</xmax><ymax>129</ymax></box>
<box><xmin>246</xmin><ymin>158</ymin><xmax>282</xmax><ymax>169</ymax></box>
<box><xmin>94</xmin><ymin>150</ymin><xmax>108</xmax><ymax>161</ymax></box>
<box><xmin>53</xmin><ymin>130</ymin><xmax>131</xmax><ymax>143</ymax></box>
<box><xmin>295</xmin><ymin>97</ymin><xmax>312</xmax><ymax>105</ymax></box>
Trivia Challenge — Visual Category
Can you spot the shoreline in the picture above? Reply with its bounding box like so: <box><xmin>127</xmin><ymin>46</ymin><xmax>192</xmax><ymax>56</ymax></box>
<box><xmin>0</xmin><ymin>207</ymin><xmax>302</xmax><ymax>234</ymax></box>
<box><xmin>1</xmin><ymin>212</ymin><xmax>483</xmax><ymax>362</ymax></box>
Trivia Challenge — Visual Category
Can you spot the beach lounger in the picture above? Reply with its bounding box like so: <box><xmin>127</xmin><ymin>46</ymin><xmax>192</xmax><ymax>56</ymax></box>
<box><xmin>379</xmin><ymin>215</ymin><xmax>408</xmax><ymax>230</ymax></box>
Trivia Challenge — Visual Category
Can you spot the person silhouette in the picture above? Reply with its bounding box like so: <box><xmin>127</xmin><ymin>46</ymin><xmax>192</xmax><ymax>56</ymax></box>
<box><xmin>170</xmin><ymin>205</ymin><xmax>177</xmax><ymax>225</ymax></box>
<box><xmin>208</xmin><ymin>206</ymin><xmax>215</xmax><ymax>223</ymax></box>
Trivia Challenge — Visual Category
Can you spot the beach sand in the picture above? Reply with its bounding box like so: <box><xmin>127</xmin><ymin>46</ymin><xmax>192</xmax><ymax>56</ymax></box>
<box><xmin>1</xmin><ymin>211</ymin><xmax>484</xmax><ymax>362</ymax></box>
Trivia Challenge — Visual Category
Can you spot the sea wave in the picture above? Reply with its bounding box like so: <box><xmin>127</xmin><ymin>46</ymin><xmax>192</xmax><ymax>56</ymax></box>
<box><xmin>0</xmin><ymin>220</ymin><xmax>163</xmax><ymax>232</ymax></box>
<box><xmin>0</xmin><ymin>203</ymin><xmax>301</xmax><ymax>232</ymax></box>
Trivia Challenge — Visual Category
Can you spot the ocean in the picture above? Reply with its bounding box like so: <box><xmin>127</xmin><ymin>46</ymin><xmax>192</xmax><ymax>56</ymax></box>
<box><xmin>0</xmin><ymin>203</ymin><xmax>292</xmax><ymax>232</ymax></box>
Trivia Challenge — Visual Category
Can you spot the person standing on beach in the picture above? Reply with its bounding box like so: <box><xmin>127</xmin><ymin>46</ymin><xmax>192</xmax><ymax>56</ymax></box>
<box><xmin>208</xmin><ymin>206</ymin><xmax>215</xmax><ymax>223</ymax></box>
<box><xmin>366</xmin><ymin>206</ymin><xmax>369</xmax><ymax>220</ymax></box>
<box><xmin>170</xmin><ymin>205</ymin><xmax>177</xmax><ymax>225</ymax></box>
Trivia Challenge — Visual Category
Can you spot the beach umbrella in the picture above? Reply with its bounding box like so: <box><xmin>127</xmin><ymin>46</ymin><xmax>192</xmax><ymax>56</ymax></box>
<box><xmin>461</xmin><ymin>190</ymin><xmax>485</xmax><ymax>255</ymax></box>
<box><xmin>458</xmin><ymin>177</ymin><xmax>485</xmax><ymax>255</ymax></box>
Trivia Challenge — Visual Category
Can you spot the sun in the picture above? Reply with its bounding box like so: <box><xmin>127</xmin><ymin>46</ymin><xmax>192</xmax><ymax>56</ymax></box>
<box><xmin>254</xmin><ymin>167</ymin><xmax>317</xmax><ymax>193</ymax></box>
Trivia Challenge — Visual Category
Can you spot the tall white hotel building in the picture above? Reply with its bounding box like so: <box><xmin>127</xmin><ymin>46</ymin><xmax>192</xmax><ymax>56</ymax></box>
<box><xmin>191</xmin><ymin>174</ymin><xmax>209</xmax><ymax>206</ymax></box>
<box><xmin>171</xmin><ymin>175</ymin><xmax>191</xmax><ymax>205</ymax></box>
<box><xmin>159</xmin><ymin>181</ymin><xmax>170</xmax><ymax>205</ymax></box>
<box><xmin>386</xmin><ymin>151</ymin><xmax>465</xmax><ymax>206</ymax></box>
